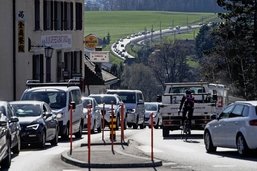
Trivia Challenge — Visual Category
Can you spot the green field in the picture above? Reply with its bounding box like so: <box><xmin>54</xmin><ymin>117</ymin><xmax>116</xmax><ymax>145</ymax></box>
<box><xmin>84</xmin><ymin>11</ymin><xmax>218</xmax><ymax>63</ymax></box>
<box><xmin>84</xmin><ymin>11</ymin><xmax>217</xmax><ymax>42</ymax></box>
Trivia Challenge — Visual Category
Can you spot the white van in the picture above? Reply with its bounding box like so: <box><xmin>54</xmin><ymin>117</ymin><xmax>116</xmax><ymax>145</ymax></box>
<box><xmin>20</xmin><ymin>81</ymin><xmax>84</xmax><ymax>140</ymax></box>
<box><xmin>106</xmin><ymin>89</ymin><xmax>145</xmax><ymax>129</ymax></box>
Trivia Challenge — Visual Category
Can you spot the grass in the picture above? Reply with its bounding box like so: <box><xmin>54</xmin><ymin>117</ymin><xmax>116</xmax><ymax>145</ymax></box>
<box><xmin>84</xmin><ymin>11</ymin><xmax>218</xmax><ymax>63</ymax></box>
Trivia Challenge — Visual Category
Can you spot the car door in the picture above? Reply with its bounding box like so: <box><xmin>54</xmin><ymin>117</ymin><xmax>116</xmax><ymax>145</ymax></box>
<box><xmin>43</xmin><ymin>104</ymin><xmax>56</xmax><ymax>140</ymax></box>
<box><xmin>211</xmin><ymin>104</ymin><xmax>234</xmax><ymax>146</ymax></box>
<box><xmin>6</xmin><ymin>104</ymin><xmax>19</xmax><ymax>149</ymax></box>
<box><xmin>0</xmin><ymin>111</ymin><xmax>7</xmax><ymax>159</ymax></box>
<box><xmin>224</xmin><ymin>104</ymin><xmax>245</xmax><ymax>147</ymax></box>
<box><xmin>70</xmin><ymin>89</ymin><xmax>83</xmax><ymax>132</ymax></box>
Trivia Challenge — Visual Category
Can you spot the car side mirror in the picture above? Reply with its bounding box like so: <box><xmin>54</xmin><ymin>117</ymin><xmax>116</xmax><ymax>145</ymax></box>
<box><xmin>43</xmin><ymin>112</ymin><xmax>52</xmax><ymax>118</ymax></box>
<box><xmin>156</xmin><ymin>95</ymin><xmax>162</xmax><ymax>102</ymax></box>
<box><xmin>0</xmin><ymin>120</ymin><xmax>7</xmax><ymax>126</ymax></box>
<box><xmin>69</xmin><ymin>101</ymin><xmax>76</xmax><ymax>110</ymax></box>
<box><xmin>138</xmin><ymin>99</ymin><xmax>144</xmax><ymax>104</ymax></box>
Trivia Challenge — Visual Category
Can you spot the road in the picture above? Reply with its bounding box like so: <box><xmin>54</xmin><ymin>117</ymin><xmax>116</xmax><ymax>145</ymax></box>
<box><xmin>5</xmin><ymin>128</ymin><xmax>257</xmax><ymax>171</ymax></box>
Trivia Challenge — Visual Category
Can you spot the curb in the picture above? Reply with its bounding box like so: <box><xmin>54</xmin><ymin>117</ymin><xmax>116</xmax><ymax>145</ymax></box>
<box><xmin>61</xmin><ymin>151</ymin><xmax>162</xmax><ymax>168</ymax></box>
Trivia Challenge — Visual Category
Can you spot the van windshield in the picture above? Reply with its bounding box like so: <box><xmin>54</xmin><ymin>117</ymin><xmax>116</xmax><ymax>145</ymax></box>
<box><xmin>22</xmin><ymin>91</ymin><xmax>66</xmax><ymax>109</ymax></box>
<box><xmin>108</xmin><ymin>92</ymin><xmax>136</xmax><ymax>103</ymax></box>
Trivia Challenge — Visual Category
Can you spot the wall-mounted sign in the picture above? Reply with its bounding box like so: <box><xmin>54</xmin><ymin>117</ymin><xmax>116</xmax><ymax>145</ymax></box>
<box><xmin>84</xmin><ymin>34</ymin><xmax>98</xmax><ymax>49</ymax></box>
<box><xmin>18</xmin><ymin>21</ymin><xmax>25</xmax><ymax>52</ymax></box>
<box><xmin>41</xmin><ymin>34</ymin><xmax>72</xmax><ymax>49</ymax></box>
<box><xmin>90</xmin><ymin>51</ymin><xmax>109</xmax><ymax>63</ymax></box>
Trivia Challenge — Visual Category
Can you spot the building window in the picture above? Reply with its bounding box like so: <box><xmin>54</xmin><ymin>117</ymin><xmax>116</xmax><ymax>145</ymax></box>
<box><xmin>34</xmin><ymin>0</ymin><xmax>40</xmax><ymax>30</ymax></box>
<box><xmin>65</xmin><ymin>2</ymin><xmax>73</xmax><ymax>30</ymax></box>
<box><xmin>75</xmin><ymin>2</ymin><xmax>82</xmax><ymax>30</ymax></box>
<box><xmin>43</xmin><ymin>0</ymin><xmax>53</xmax><ymax>30</ymax></box>
<box><xmin>54</xmin><ymin>1</ymin><xmax>63</xmax><ymax>30</ymax></box>
<box><xmin>72</xmin><ymin>51</ymin><xmax>82</xmax><ymax>77</ymax></box>
<box><xmin>32</xmin><ymin>54</ymin><xmax>44</xmax><ymax>82</ymax></box>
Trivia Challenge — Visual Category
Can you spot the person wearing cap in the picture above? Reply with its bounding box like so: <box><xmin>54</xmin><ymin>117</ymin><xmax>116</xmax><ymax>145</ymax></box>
<box><xmin>178</xmin><ymin>89</ymin><xmax>195</xmax><ymax>130</ymax></box>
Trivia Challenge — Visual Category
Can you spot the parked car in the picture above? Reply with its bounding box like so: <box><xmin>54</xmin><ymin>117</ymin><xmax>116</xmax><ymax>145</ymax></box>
<box><xmin>20</xmin><ymin>81</ymin><xmax>84</xmax><ymax>140</ymax></box>
<box><xmin>10</xmin><ymin>101</ymin><xmax>59</xmax><ymax>148</ymax></box>
<box><xmin>204</xmin><ymin>101</ymin><xmax>257</xmax><ymax>156</ymax></box>
<box><xmin>81</xmin><ymin>96</ymin><xmax>102</xmax><ymax>134</ymax></box>
<box><xmin>106</xmin><ymin>89</ymin><xmax>145</xmax><ymax>129</ymax></box>
<box><xmin>0</xmin><ymin>101</ymin><xmax>20</xmax><ymax>169</ymax></box>
<box><xmin>0</xmin><ymin>101</ymin><xmax>21</xmax><ymax>154</ymax></box>
<box><xmin>89</xmin><ymin>94</ymin><xmax>126</xmax><ymax>130</ymax></box>
<box><xmin>144</xmin><ymin>102</ymin><xmax>162</xmax><ymax>129</ymax></box>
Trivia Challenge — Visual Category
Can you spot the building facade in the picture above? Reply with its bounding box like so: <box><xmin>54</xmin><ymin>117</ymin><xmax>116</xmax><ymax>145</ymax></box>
<box><xmin>0</xmin><ymin>0</ymin><xmax>84</xmax><ymax>100</ymax></box>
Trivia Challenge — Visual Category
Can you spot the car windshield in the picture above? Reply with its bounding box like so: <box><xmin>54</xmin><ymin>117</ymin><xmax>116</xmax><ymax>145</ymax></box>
<box><xmin>91</xmin><ymin>96</ymin><xmax>117</xmax><ymax>105</ymax></box>
<box><xmin>108</xmin><ymin>92</ymin><xmax>136</xmax><ymax>103</ymax></box>
<box><xmin>0</xmin><ymin>106</ymin><xmax>6</xmax><ymax>116</ymax></box>
<box><xmin>145</xmin><ymin>104</ymin><xmax>157</xmax><ymax>111</ymax></box>
<box><xmin>83</xmin><ymin>99</ymin><xmax>92</xmax><ymax>108</ymax></box>
<box><xmin>12</xmin><ymin>104</ymin><xmax>41</xmax><ymax>117</ymax></box>
<box><xmin>22</xmin><ymin>91</ymin><xmax>66</xmax><ymax>109</ymax></box>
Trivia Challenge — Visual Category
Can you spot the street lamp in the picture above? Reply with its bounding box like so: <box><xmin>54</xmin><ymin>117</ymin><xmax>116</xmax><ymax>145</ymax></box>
<box><xmin>45</xmin><ymin>46</ymin><xmax>53</xmax><ymax>82</ymax></box>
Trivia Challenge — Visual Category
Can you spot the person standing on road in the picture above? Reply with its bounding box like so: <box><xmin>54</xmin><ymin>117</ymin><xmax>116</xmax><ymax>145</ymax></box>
<box><xmin>178</xmin><ymin>89</ymin><xmax>195</xmax><ymax>130</ymax></box>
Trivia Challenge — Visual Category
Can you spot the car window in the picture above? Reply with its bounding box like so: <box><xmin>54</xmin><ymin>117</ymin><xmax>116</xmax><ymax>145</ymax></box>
<box><xmin>71</xmin><ymin>89</ymin><xmax>82</xmax><ymax>105</ymax></box>
<box><xmin>242</xmin><ymin>105</ymin><xmax>249</xmax><ymax>117</ymax></box>
<box><xmin>137</xmin><ymin>93</ymin><xmax>144</xmax><ymax>103</ymax></box>
<box><xmin>230</xmin><ymin>104</ymin><xmax>244</xmax><ymax>117</ymax></box>
<box><xmin>0</xmin><ymin>106</ymin><xmax>6</xmax><ymax>116</ymax></box>
<box><xmin>219</xmin><ymin>104</ymin><xmax>234</xmax><ymax>119</ymax></box>
<box><xmin>108</xmin><ymin>92</ymin><xmax>136</xmax><ymax>103</ymax></box>
<box><xmin>83</xmin><ymin>99</ymin><xmax>92</xmax><ymax>108</ymax></box>
<box><xmin>145</xmin><ymin>104</ymin><xmax>157</xmax><ymax>111</ymax></box>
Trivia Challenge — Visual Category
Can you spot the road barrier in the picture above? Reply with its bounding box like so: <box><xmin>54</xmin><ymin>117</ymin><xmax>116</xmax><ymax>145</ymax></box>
<box><xmin>69</xmin><ymin>102</ymin><xmax>75</xmax><ymax>155</ymax></box>
<box><xmin>87</xmin><ymin>104</ymin><xmax>92</xmax><ymax>164</ymax></box>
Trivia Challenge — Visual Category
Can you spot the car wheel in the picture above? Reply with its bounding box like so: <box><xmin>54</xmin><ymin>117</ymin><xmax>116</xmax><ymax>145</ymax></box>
<box><xmin>204</xmin><ymin>131</ymin><xmax>216</xmax><ymax>153</ymax></box>
<box><xmin>133</xmin><ymin>116</ymin><xmax>139</xmax><ymax>129</ymax></box>
<box><xmin>1</xmin><ymin>139</ymin><xmax>11</xmax><ymax>169</ymax></box>
<box><xmin>61</xmin><ymin>124</ymin><xmax>70</xmax><ymax>140</ymax></box>
<box><xmin>154</xmin><ymin>119</ymin><xmax>159</xmax><ymax>129</ymax></box>
<box><xmin>75</xmin><ymin>121</ymin><xmax>83</xmax><ymax>139</ymax></box>
<box><xmin>12</xmin><ymin>135</ymin><xmax>21</xmax><ymax>155</ymax></box>
<box><xmin>97</xmin><ymin>125</ymin><xmax>101</xmax><ymax>133</ymax></box>
<box><xmin>39</xmin><ymin>131</ymin><xmax>46</xmax><ymax>149</ymax></box>
<box><xmin>237</xmin><ymin>134</ymin><xmax>249</xmax><ymax>156</ymax></box>
<box><xmin>162</xmin><ymin>126</ymin><xmax>169</xmax><ymax>137</ymax></box>
<box><xmin>50</xmin><ymin>127</ymin><xmax>59</xmax><ymax>146</ymax></box>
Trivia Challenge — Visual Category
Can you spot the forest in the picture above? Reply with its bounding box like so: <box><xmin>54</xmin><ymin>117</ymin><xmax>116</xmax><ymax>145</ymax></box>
<box><xmin>86</xmin><ymin>0</ymin><xmax>222</xmax><ymax>12</ymax></box>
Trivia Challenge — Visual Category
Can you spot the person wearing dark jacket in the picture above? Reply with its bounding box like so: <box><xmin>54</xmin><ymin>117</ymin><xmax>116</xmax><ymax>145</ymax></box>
<box><xmin>178</xmin><ymin>89</ymin><xmax>195</xmax><ymax>130</ymax></box>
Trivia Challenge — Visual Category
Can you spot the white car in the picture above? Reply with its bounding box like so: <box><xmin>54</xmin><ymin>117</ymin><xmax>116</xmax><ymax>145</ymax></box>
<box><xmin>144</xmin><ymin>102</ymin><xmax>162</xmax><ymax>129</ymax></box>
<box><xmin>204</xmin><ymin>101</ymin><xmax>257</xmax><ymax>156</ymax></box>
<box><xmin>89</xmin><ymin>94</ymin><xmax>126</xmax><ymax>130</ymax></box>
<box><xmin>82</xmin><ymin>97</ymin><xmax>102</xmax><ymax>134</ymax></box>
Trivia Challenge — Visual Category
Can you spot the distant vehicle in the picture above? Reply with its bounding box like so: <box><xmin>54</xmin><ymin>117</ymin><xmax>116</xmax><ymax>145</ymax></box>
<box><xmin>144</xmin><ymin>102</ymin><xmax>162</xmax><ymax>129</ymax></box>
<box><xmin>158</xmin><ymin>82</ymin><xmax>229</xmax><ymax>137</ymax></box>
<box><xmin>81</xmin><ymin>97</ymin><xmax>102</xmax><ymax>134</ymax></box>
<box><xmin>20</xmin><ymin>80</ymin><xmax>84</xmax><ymax>140</ymax></box>
<box><xmin>0</xmin><ymin>101</ymin><xmax>20</xmax><ymax>169</ymax></box>
<box><xmin>106</xmin><ymin>89</ymin><xmax>145</xmax><ymax>129</ymax></box>
<box><xmin>204</xmin><ymin>101</ymin><xmax>257</xmax><ymax>156</ymax></box>
<box><xmin>0</xmin><ymin>101</ymin><xmax>21</xmax><ymax>155</ymax></box>
<box><xmin>10</xmin><ymin>101</ymin><xmax>59</xmax><ymax>148</ymax></box>
<box><xmin>89</xmin><ymin>94</ymin><xmax>125</xmax><ymax>130</ymax></box>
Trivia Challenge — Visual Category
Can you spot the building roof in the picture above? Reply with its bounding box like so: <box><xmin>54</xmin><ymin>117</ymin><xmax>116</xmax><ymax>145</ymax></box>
<box><xmin>84</xmin><ymin>57</ymin><xmax>119</xmax><ymax>85</ymax></box>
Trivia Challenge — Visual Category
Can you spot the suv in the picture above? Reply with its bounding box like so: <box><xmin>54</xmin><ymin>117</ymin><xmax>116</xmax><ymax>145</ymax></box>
<box><xmin>20</xmin><ymin>81</ymin><xmax>84</xmax><ymax>140</ymax></box>
<box><xmin>0</xmin><ymin>101</ymin><xmax>20</xmax><ymax>169</ymax></box>
<box><xmin>89</xmin><ymin>94</ymin><xmax>126</xmax><ymax>130</ymax></box>
<box><xmin>106</xmin><ymin>89</ymin><xmax>145</xmax><ymax>129</ymax></box>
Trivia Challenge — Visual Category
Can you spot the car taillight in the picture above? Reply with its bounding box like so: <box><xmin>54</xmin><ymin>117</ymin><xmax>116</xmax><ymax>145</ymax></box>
<box><xmin>249</xmin><ymin>119</ymin><xmax>257</xmax><ymax>126</ymax></box>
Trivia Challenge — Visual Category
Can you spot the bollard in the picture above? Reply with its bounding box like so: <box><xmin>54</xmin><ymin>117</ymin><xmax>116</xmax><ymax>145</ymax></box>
<box><xmin>151</xmin><ymin>112</ymin><xmax>154</xmax><ymax>161</ymax></box>
<box><xmin>69</xmin><ymin>104</ymin><xmax>73</xmax><ymax>155</ymax></box>
<box><xmin>102</xmin><ymin>103</ymin><xmax>105</xmax><ymax>142</ymax></box>
<box><xmin>87</xmin><ymin>105</ymin><xmax>92</xmax><ymax>164</ymax></box>
<box><xmin>120</xmin><ymin>103</ymin><xmax>125</xmax><ymax>143</ymax></box>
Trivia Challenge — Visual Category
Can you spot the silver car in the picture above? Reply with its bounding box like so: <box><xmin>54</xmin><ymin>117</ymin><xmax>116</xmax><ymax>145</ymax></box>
<box><xmin>81</xmin><ymin>97</ymin><xmax>101</xmax><ymax>134</ymax></box>
<box><xmin>204</xmin><ymin>101</ymin><xmax>257</xmax><ymax>156</ymax></box>
<box><xmin>144</xmin><ymin>102</ymin><xmax>162</xmax><ymax>129</ymax></box>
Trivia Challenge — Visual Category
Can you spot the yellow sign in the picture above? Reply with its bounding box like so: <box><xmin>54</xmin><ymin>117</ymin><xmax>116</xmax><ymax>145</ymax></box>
<box><xmin>18</xmin><ymin>21</ymin><xmax>25</xmax><ymax>52</ymax></box>
<box><xmin>84</xmin><ymin>34</ymin><xmax>98</xmax><ymax>49</ymax></box>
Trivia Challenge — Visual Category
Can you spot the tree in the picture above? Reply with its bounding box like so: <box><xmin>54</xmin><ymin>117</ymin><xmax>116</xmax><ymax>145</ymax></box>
<box><xmin>120</xmin><ymin>63</ymin><xmax>162</xmax><ymax>101</ymax></box>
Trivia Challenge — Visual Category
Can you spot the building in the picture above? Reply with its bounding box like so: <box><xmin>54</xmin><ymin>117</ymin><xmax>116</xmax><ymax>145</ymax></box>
<box><xmin>0</xmin><ymin>0</ymin><xmax>84</xmax><ymax>100</ymax></box>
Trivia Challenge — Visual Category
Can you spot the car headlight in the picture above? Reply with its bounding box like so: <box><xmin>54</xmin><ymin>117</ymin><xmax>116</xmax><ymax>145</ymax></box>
<box><xmin>26</xmin><ymin>124</ymin><xmax>39</xmax><ymax>130</ymax></box>
<box><xmin>127</xmin><ymin>109</ymin><xmax>136</xmax><ymax>113</ymax></box>
<box><xmin>56</xmin><ymin>113</ymin><xmax>63</xmax><ymax>119</ymax></box>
